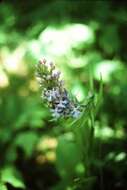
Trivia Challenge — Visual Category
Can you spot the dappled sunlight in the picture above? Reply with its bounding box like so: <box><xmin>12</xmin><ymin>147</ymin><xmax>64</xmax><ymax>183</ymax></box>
<box><xmin>36</xmin><ymin>137</ymin><xmax>57</xmax><ymax>164</ymax></box>
<box><xmin>35</xmin><ymin>24</ymin><xmax>94</xmax><ymax>57</ymax></box>
<box><xmin>67</xmin><ymin>55</ymin><xmax>88</xmax><ymax>68</ymax></box>
<box><xmin>94</xmin><ymin>60</ymin><xmax>122</xmax><ymax>82</ymax></box>
<box><xmin>95</xmin><ymin>125</ymin><xmax>114</xmax><ymax>140</ymax></box>
<box><xmin>115</xmin><ymin>152</ymin><xmax>126</xmax><ymax>162</ymax></box>
<box><xmin>1</xmin><ymin>45</ymin><xmax>27</xmax><ymax>75</ymax></box>
<box><xmin>71</xmin><ymin>83</ymin><xmax>86</xmax><ymax>102</ymax></box>
<box><xmin>95</xmin><ymin>123</ymin><xmax>125</xmax><ymax>140</ymax></box>
<box><xmin>0</xmin><ymin>69</ymin><xmax>9</xmax><ymax>88</ymax></box>
<box><xmin>37</xmin><ymin>136</ymin><xmax>57</xmax><ymax>151</ymax></box>
<box><xmin>0</xmin><ymin>1</ymin><xmax>127</xmax><ymax>189</ymax></box>
<box><xmin>106</xmin><ymin>152</ymin><xmax>126</xmax><ymax>163</ymax></box>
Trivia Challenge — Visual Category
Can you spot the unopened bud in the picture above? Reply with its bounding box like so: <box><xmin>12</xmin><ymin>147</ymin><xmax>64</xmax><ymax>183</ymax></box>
<box><xmin>39</xmin><ymin>58</ymin><xmax>47</xmax><ymax>64</ymax></box>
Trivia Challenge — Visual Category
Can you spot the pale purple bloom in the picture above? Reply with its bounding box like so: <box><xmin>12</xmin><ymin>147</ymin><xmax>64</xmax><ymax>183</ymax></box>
<box><xmin>52</xmin><ymin>70</ymin><xmax>61</xmax><ymax>78</ymax></box>
<box><xmin>36</xmin><ymin>58</ymin><xmax>82</xmax><ymax>119</ymax></box>
<box><xmin>71</xmin><ymin>107</ymin><xmax>81</xmax><ymax>118</ymax></box>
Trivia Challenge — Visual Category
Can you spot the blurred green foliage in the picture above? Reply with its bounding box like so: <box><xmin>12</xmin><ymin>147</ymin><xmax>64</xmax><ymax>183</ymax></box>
<box><xmin>0</xmin><ymin>0</ymin><xmax>127</xmax><ymax>190</ymax></box>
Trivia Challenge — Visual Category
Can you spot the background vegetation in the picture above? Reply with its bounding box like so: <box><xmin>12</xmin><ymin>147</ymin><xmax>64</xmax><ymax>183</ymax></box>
<box><xmin>0</xmin><ymin>0</ymin><xmax>127</xmax><ymax>190</ymax></box>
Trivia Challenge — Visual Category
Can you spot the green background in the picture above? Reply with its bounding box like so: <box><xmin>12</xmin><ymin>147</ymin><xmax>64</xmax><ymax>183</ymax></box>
<box><xmin>0</xmin><ymin>1</ymin><xmax>127</xmax><ymax>190</ymax></box>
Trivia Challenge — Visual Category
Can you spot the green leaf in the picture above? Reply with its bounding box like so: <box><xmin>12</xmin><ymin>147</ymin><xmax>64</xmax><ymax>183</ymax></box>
<box><xmin>0</xmin><ymin>182</ymin><xmax>7</xmax><ymax>190</ymax></box>
<box><xmin>1</xmin><ymin>167</ymin><xmax>25</xmax><ymax>189</ymax></box>
<box><xmin>15</xmin><ymin>132</ymin><xmax>39</xmax><ymax>157</ymax></box>
<box><xmin>99</xmin><ymin>25</ymin><xmax>120</xmax><ymax>54</ymax></box>
<box><xmin>95</xmin><ymin>74</ymin><xmax>103</xmax><ymax>115</ymax></box>
<box><xmin>56</xmin><ymin>135</ymin><xmax>83</xmax><ymax>179</ymax></box>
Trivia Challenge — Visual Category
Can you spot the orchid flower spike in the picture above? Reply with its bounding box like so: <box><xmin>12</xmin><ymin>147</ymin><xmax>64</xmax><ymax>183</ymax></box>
<box><xmin>36</xmin><ymin>58</ymin><xmax>83</xmax><ymax>119</ymax></box>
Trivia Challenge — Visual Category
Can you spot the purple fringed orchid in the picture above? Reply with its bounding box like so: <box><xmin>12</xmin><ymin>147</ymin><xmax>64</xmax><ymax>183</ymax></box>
<box><xmin>36</xmin><ymin>58</ymin><xmax>83</xmax><ymax>119</ymax></box>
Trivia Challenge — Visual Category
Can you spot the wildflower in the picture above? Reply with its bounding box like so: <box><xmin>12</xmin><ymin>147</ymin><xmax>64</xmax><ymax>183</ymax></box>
<box><xmin>71</xmin><ymin>106</ymin><xmax>81</xmax><ymax>118</ymax></box>
<box><xmin>36</xmin><ymin>58</ymin><xmax>83</xmax><ymax>119</ymax></box>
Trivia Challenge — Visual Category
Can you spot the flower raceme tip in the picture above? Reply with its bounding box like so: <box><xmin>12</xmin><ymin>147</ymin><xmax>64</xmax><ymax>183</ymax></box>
<box><xmin>36</xmin><ymin>58</ymin><xmax>83</xmax><ymax>119</ymax></box>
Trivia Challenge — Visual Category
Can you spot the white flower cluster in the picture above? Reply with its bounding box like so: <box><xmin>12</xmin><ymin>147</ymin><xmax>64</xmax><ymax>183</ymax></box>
<box><xmin>36</xmin><ymin>58</ymin><xmax>82</xmax><ymax>119</ymax></box>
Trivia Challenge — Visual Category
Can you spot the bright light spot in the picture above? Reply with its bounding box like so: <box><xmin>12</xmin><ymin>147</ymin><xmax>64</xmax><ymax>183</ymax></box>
<box><xmin>29</xmin><ymin>80</ymin><xmax>39</xmax><ymax>92</ymax></box>
<box><xmin>95</xmin><ymin>126</ymin><xmax>114</xmax><ymax>140</ymax></box>
<box><xmin>39</xmin><ymin>24</ymin><xmax>94</xmax><ymax>56</ymax></box>
<box><xmin>94</xmin><ymin>60</ymin><xmax>121</xmax><ymax>82</ymax></box>
<box><xmin>39</xmin><ymin>27</ymin><xmax>68</xmax><ymax>55</ymax></box>
<box><xmin>71</xmin><ymin>84</ymin><xmax>85</xmax><ymax>101</ymax></box>
<box><xmin>115</xmin><ymin>152</ymin><xmax>126</xmax><ymax>162</ymax></box>
<box><xmin>66</xmin><ymin>24</ymin><xmax>94</xmax><ymax>45</ymax></box>
<box><xmin>68</xmin><ymin>56</ymin><xmax>88</xmax><ymax>68</ymax></box>
<box><xmin>75</xmin><ymin>163</ymin><xmax>85</xmax><ymax>174</ymax></box>
<box><xmin>0</xmin><ymin>70</ymin><xmax>9</xmax><ymax>88</ymax></box>
<box><xmin>37</xmin><ymin>137</ymin><xmax>57</xmax><ymax>151</ymax></box>
<box><xmin>64</xmin><ymin>132</ymin><xmax>74</xmax><ymax>141</ymax></box>
<box><xmin>115</xmin><ymin>128</ymin><xmax>125</xmax><ymax>139</ymax></box>
<box><xmin>28</xmin><ymin>40</ymin><xmax>42</xmax><ymax>58</ymax></box>
<box><xmin>3</xmin><ymin>45</ymin><xmax>27</xmax><ymax>75</ymax></box>
<box><xmin>45</xmin><ymin>151</ymin><xmax>56</xmax><ymax>162</ymax></box>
